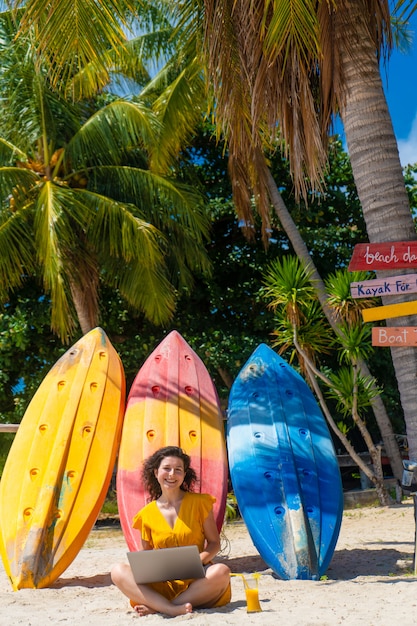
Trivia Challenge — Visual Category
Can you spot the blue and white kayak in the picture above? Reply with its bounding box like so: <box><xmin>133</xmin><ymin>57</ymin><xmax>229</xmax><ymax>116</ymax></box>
<box><xmin>227</xmin><ymin>344</ymin><xmax>343</xmax><ymax>580</ymax></box>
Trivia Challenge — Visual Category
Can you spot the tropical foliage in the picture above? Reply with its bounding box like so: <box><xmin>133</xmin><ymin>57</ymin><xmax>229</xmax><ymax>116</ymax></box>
<box><xmin>0</xmin><ymin>129</ymin><xmax>402</xmax><ymax>420</ymax></box>
<box><xmin>0</xmin><ymin>10</ymin><xmax>211</xmax><ymax>341</ymax></box>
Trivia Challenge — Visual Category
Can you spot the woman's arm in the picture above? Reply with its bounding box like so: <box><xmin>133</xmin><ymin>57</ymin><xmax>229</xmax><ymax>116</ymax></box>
<box><xmin>141</xmin><ymin>539</ymin><xmax>153</xmax><ymax>551</ymax></box>
<box><xmin>199</xmin><ymin>510</ymin><xmax>221</xmax><ymax>565</ymax></box>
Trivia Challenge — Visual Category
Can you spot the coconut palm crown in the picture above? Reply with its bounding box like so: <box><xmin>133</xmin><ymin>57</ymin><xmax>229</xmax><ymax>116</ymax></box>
<box><xmin>0</xmin><ymin>10</ymin><xmax>211</xmax><ymax>341</ymax></box>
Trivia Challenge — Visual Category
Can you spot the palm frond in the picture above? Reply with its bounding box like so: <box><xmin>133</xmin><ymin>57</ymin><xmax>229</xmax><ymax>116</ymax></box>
<box><xmin>67</xmin><ymin>30</ymin><xmax>174</xmax><ymax>100</ymax></box>
<box><xmin>262</xmin><ymin>0</ymin><xmax>320</xmax><ymax>68</ymax></box>
<box><xmin>0</xmin><ymin>32</ymin><xmax>81</xmax><ymax>154</ymax></box>
<box><xmin>76</xmin><ymin>187</ymin><xmax>164</xmax><ymax>265</ymax></box>
<box><xmin>106</xmin><ymin>258</ymin><xmax>177</xmax><ymax>325</ymax></box>
<box><xmin>87</xmin><ymin>165</ymin><xmax>210</xmax><ymax>241</ymax></box>
<box><xmin>148</xmin><ymin>58</ymin><xmax>207</xmax><ymax>171</ymax></box>
<box><xmin>74</xmin><ymin>187</ymin><xmax>177</xmax><ymax>323</ymax></box>
<box><xmin>32</xmin><ymin>181</ymin><xmax>90</xmax><ymax>338</ymax></box>
<box><xmin>119</xmin><ymin>27</ymin><xmax>175</xmax><ymax>78</ymax></box>
<box><xmin>326</xmin><ymin>366</ymin><xmax>381</xmax><ymax>416</ymax></box>
<box><xmin>0</xmin><ymin>166</ymin><xmax>39</xmax><ymax>205</ymax></box>
<box><xmin>65</xmin><ymin>100</ymin><xmax>160</xmax><ymax>168</ymax></box>
<box><xmin>17</xmin><ymin>0</ymin><xmax>138</xmax><ymax>91</ymax></box>
<box><xmin>84</xmin><ymin>165</ymin><xmax>212</xmax><ymax>285</ymax></box>
<box><xmin>0</xmin><ymin>208</ymin><xmax>36</xmax><ymax>298</ymax></box>
<box><xmin>0</xmin><ymin>138</ymin><xmax>27</xmax><ymax>164</ymax></box>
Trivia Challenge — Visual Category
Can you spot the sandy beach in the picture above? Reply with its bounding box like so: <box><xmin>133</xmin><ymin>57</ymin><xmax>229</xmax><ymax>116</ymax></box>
<box><xmin>2</xmin><ymin>500</ymin><xmax>417</xmax><ymax>625</ymax></box>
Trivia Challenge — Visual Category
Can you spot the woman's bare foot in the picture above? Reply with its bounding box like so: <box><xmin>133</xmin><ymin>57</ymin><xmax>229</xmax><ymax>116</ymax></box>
<box><xmin>132</xmin><ymin>602</ymin><xmax>193</xmax><ymax>617</ymax></box>
<box><xmin>168</xmin><ymin>602</ymin><xmax>193</xmax><ymax>616</ymax></box>
<box><xmin>133</xmin><ymin>604</ymin><xmax>156</xmax><ymax>616</ymax></box>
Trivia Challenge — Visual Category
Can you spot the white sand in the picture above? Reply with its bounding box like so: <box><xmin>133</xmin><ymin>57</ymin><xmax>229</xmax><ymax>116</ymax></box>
<box><xmin>2</xmin><ymin>500</ymin><xmax>417</xmax><ymax>625</ymax></box>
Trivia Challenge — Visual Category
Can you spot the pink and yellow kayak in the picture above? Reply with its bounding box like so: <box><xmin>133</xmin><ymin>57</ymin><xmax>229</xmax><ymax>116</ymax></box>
<box><xmin>117</xmin><ymin>330</ymin><xmax>228</xmax><ymax>550</ymax></box>
<box><xmin>0</xmin><ymin>327</ymin><xmax>125</xmax><ymax>590</ymax></box>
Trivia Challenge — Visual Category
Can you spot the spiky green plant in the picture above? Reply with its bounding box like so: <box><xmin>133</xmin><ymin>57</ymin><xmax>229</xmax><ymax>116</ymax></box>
<box><xmin>325</xmin><ymin>270</ymin><xmax>379</xmax><ymax>325</ymax></box>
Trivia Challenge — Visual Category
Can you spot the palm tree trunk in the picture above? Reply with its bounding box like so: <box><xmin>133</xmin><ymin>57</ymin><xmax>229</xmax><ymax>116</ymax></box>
<box><xmin>337</xmin><ymin>4</ymin><xmax>417</xmax><ymax>462</ymax></box>
<box><xmin>69</xmin><ymin>276</ymin><xmax>99</xmax><ymax>336</ymax></box>
<box><xmin>264</xmin><ymin>165</ymin><xmax>403</xmax><ymax>481</ymax></box>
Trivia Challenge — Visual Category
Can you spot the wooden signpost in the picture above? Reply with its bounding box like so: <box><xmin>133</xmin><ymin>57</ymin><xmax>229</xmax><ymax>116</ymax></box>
<box><xmin>349</xmin><ymin>241</ymin><xmax>417</xmax><ymax>345</ymax></box>
<box><xmin>350</xmin><ymin>242</ymin><xmax>417</xmax><ymax>561</ymax></box>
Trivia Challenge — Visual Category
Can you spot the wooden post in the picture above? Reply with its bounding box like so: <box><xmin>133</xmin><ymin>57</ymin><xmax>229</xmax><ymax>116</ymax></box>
<box><xmin>414</xmin><ymin>495</ymin><xmax>417</xmax><ymax>576</ymax></box>
<box><xmin>0</xmin><ymin>424</ymin><xmax>19</xmax><ymax>432</ymax></box>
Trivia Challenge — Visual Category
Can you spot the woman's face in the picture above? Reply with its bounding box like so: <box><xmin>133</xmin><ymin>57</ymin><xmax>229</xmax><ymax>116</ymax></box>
<box><xmin>154</xmin><ymin>455</ymin><xmax>185</xmax><ymax>492</ymax></box>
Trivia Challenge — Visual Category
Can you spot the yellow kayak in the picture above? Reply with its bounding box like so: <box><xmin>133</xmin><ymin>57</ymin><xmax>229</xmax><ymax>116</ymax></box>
<box><xmin>0</xmin><ymin>327</ymin><xmax>125</xmax><ymax>590</ymax></box>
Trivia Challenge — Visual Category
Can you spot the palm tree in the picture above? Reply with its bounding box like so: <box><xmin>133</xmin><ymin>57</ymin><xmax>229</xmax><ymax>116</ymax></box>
<box><xmin>0</xmin><ymin>9</ymin><xmax>211</xmax><ymax>341</ymax></box>
<box><xmin>176</xmin><ymin>0</ymin><xmax>417</xmax><ymax>462</ymax></box>
<box><xmin>330</xmin><ymin>2</ymin><xmax>417</xmax><ymax>465</ymax></box>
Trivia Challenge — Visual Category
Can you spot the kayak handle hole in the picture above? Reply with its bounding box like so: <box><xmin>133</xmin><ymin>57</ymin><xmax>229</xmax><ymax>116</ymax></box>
<box><xmin>82</xmin><ymin>425</ymin><xmax>93</xmax><ymax>437</ymax></box>
<box><xmin>29</xmin><ymin>468</ymin><xmax>39</xmax><ymax>480</ymax></box>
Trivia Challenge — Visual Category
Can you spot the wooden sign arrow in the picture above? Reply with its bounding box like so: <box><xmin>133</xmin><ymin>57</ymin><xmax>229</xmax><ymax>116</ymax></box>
<box><xmin>362</xmin><ymin>300</ymin><xmax>417</xmax><ymax>322</ymax></box>
<box><xmin>372</xmin><ymin>327</ymin><xmax>417</xmax><ymax>347</ymax></box>
<box><xmin>349</xmin><ymin>242</ymin><xmax>417</xmax><ymax>271</ymax></box>
<box><xmin>350</xmin><ymin>274</ymin><xmax>417</xmax><ymax>298</ymax></box>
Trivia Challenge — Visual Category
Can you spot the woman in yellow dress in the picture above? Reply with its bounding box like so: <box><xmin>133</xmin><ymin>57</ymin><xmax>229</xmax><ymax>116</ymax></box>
<box><xmin>111</xmin><ymin>446</ymin><xmax>231</xmax><ymax>616</ymax></box>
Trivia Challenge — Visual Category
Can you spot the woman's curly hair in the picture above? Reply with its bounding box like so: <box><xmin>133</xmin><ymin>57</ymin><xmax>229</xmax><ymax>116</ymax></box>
<box><xmin>142</xmin><ymin>446</ymin><xmax>198</xmax><ymax>500</ymax></box>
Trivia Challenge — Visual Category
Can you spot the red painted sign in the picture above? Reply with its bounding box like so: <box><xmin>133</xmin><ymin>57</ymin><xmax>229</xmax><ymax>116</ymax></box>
<box><xmin>372</xmin><ymin>327</ymin><xmax>417</xmax><ymax>347</ymax></box>
<box><xmin>348</xmin><ymin>242</ymin><xmax>417</xmax><ymax>271</ymax></box>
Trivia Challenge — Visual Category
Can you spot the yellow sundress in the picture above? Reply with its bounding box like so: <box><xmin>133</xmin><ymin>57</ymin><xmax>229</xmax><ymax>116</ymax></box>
<box><xmin>132</xmin><ymin>492</ymin><xmax>231</xmax><ymax>607</ymax></box>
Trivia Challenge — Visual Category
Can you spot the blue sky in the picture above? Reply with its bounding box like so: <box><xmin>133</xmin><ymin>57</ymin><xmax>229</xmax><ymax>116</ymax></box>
<box><xmin>385</xmin><ymin>14</ymin><xmax>417</xmax><ymax>166</ymax></box>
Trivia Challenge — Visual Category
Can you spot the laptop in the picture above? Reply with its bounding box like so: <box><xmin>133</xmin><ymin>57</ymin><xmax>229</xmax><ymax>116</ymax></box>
<box><xmin>127</xmin><ymin>545</ymin><xmax>206</xmax><ymax>584</ymax></box>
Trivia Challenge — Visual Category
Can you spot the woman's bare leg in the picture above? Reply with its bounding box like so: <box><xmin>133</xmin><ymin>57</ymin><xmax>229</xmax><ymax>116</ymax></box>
<box><xmin>110</xmin><ymin>563</ymin><xmax>192</xmax><ymax>617</ymax></box>
<box><xmin>173</xmin><ymin>563</ymin><xmax>231</xmax><ymax>608</ymax></box>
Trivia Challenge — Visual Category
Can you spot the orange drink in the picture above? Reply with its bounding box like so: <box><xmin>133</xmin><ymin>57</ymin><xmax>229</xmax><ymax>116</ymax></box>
<box><xmin>242</xmin><ymin>573</ymin><xmax>262</xmax><ymax>613</ymax></box>
<box><xmin>245</xmin><ymin>586</ymin><xmax>262</xmax><ymax>612</ymax></box>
